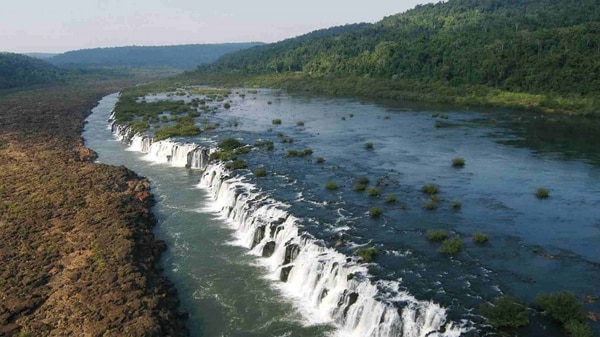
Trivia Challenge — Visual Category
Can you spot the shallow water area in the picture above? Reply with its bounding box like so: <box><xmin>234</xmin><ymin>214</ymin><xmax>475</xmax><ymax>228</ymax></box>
<box><xmin>85</xmin><ymin>89</ymin><xmax>600</xmax><ymax>337</ymax></box>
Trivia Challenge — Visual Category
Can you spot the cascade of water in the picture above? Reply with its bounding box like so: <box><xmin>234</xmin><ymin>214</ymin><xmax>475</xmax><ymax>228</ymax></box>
<box><xmin>110</xmin><ymin>122</ymin><xmax>464</xmax><ymax>337</ymax></box>
<box><xmin>198</xmin><ymin>163</ymin><xmax>464</xmax><ymax>337</ymax></box>
<box><xmin>112</xmin><ymin>124</ymin><xmax>209</xmax><ymax>170</ymax></box>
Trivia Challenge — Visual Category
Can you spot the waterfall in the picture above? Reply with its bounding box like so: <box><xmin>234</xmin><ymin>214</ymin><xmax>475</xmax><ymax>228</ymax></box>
<box><xmin>198</xmin><ymin>164</ymin><xmax>464</xmax><ymax>337</ymax></box>
<box><xmin>111</xmin><ymin>123</ymin><xmax>209</xmax><ymax>170</ymax></box>
<box><xmin>110</xmin><ymin>122</ymin><xmax>465</xmax><ymax>337</ymax></box>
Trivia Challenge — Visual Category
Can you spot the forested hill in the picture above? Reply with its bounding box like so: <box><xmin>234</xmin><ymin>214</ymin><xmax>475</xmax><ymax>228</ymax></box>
<box><xmin>207</xmin><ymin>0</ymin><xmax>600</xmax><ymax>97</ymax></box>
<box><xmin>48</xmin><ymin>43</ymin><xmax>264</xmax><ymax>69</ymax></box>
<box><xmin>0</xmin><ymin>53</ymin><xmax>64</xmax><ymax>89</ymax></box>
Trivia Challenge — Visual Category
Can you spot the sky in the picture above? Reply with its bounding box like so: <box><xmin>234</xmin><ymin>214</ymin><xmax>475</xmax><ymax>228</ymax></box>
<box><xmin>1</xmin><ymin>0</ymin><xmax>436</xmax><ymax>54</ymax></box>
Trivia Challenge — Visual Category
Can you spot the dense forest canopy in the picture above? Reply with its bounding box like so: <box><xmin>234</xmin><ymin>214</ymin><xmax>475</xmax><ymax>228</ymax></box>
<box><xmin>48</xmin><ymin>43</ymin><xmax>264</xmax><ymax>70</ymax></box>
<box><xmin>0</xmin><ymin>53</ymin><xmax>64</xmax><ymax>89</ymax></box>
<box><xmin>206</xmin><ymin>0</ymin><xmax>600</xmax><ymax>97</ymax></box>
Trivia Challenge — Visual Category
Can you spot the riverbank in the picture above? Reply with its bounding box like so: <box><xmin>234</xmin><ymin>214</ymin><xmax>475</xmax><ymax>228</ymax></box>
<box><xmin>180</xmin><ymin>71</ymin><xmax>599</xmax><ymax>115</ymax></box>
<box><xmin>0</xmin><ymin>82</ymin><xmax>187</xmax><ymax>336</ymax></box>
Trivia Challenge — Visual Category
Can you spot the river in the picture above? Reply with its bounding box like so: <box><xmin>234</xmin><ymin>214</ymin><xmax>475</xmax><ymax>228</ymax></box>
<box><xmin>83</xmin><ymin>90</ymin><xmax>600</xmax><ymax>337</ymax></box>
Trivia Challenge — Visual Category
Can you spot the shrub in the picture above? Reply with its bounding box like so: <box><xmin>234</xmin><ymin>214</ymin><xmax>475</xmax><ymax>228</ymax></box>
<box><xmin>452</xmin><ymin>157</ymin><xmax>465</xmax><ymax>167</ymax></box>
<box><xmin>349</xmin><ymin>113</ymin><xmax>354</xmax><ymax>118</ymax></box>
<box><xmin>364</xmin><ymin>142</ymin><xmax>374</xmax><ymax>149</ymax></box>
<box><xmin>536</xmin><ymin>187</ymin><xmax>550</xmax><ymax>199</ymax></box>
<box><xmin>223</xmin><ymin>102</ymin><xmax>231</xmax><ymax>109</ymax></box>
<box><xmin>267</xmin><ymin>101</ymin><xmax>272</xmax><ymax>105</ymax></box>
<box><xmin>565</xmin><ymin>320</ymin><xmax>593</xmax><ymax>337</ymax></box>
<box><xmin>253</xmin><ymin>168</ymin><xmax>267</xmax><ymax>177</ymax></box>
<box><xmin>385</xmin><ymin>194</ymin><xmax>397</xmax><ymax>203</ymax></box>
<box><xmin>272</xmin><ymin>118</ymin><xmax>282</xmax><ymax>125</ymax></box>
<box><xmin>325</xmin><ymin>181</ymin><xmax>338</xmax><ymax>190</ymax></box>
<box><xmin>357</xmin><ymin>176</ymin><xmax>370</xmax><ymax>185</ymax></box>
<box><xmin>479</xmin><ymin>296</ymin><xmax>530</xmax><ymax>328</ymax></box>
<box><xmin>355</xmin><ymin>246</ymin><xmax>377</xmax><ymax>262</ymax></box>
<box><xmin>423</xmin><ymin>200</ymin><xmax>439</xmax><ymax>210</ymax></box>
<box><xmin>426</xmin><ymin>229</ymin><xmax>449</xmax><ymax>242</ymax></box>
<box><xmin>452</xmin><ymin>200</ymin><xmax>462</xmax><ymax>209</ymax></box>
<box><xmin>341</xmin><ymin>116</ymin><xmax>346</xmax><ymax>120</ymax></box>
<box><xmin>286</xmin><ymin>150</ymin><xmax>301</xmax><ymax>157</ymax></box>
<box><xmin>231</xmin><ymin>159</ymin><xmax>248</xmax><ymax>170</ymax></box>
<box><xmin>439</xmin><ymin>237</ymin><xmax>463</xmax><ymax>254</ymax></box>
<box><xmin>297</xmin><ymin>121</ymin><xmax>304</xmax><ymax>126</ymax></box>
<box><xmin>353</xmin><ymin>183</ymin><xmax>367</xmax><ymax>191</ymax></box>
<box><xmin>302</xmin><ymin>148</ymin><xmax>313</xmax><ymax>156</ymax></box>
<box><xmin>534</xmin><ymin>291</ymin><xmax>586</xmax><ymax>324</ymax></box>
<box><xmin>369</xmin><ymin>207</ymin><xmax>383</xmax><ymax>218</ymax></box>
<box><xmin>218</xmin><ymin>138</ymin><xmax>243</xmax><ymax>151</ymax></box>
<box><xmin>367</xmin><ymin>187</ymin><xmax>380</xmax><ymax>197</ymax></box>
<box><xmin>254</xmin><ymin>140</ymin><xmax>274</xmax><ymax>150</ymax></box>
<box><xmin>384</xmin><ymin>115</ymin><xmax>391</xmax><ymax>120</ymax></box>
<box><xmin>315</xmin><ymin>157</ymin><xmax>325</xmax><ymax>163</ymax></box>
<box><xmin>473</xmin><ymin>232</ymin><xmax>489</xmax><ymax>243</ymax></box>
<box><xmin>422</xmin><ymin>184</ymin><xmax>439</xmax><ymax>195</ymax></box>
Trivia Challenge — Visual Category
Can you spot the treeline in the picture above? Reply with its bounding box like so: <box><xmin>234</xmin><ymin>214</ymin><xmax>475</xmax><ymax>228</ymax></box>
<box><xmin>205</xmin><ymin>0</ymin><xmax>600</xmax><ymax>99</ymax></box>
<box><xmin>0</xmin><ymin>53</ymin><xmax>64</xmax><ymax>89</ymax></box>
<box><xmin>48</xmin><ymin>43</ymin><xmax>263</xmax><ymax>70</ymax></box>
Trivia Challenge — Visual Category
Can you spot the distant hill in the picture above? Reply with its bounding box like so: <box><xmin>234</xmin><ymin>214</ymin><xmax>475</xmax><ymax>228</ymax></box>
<box><xmin>24</xmin><ymin>53</ymin><xmax>59</xmax><ymax>60</ymax></box>
<box><xmin>0</xmin><ymin>53</ymin><xmax>63</xmax><ymax>89</ymax></box>
<box><xmin>206</xmin><ymin>0</ymin><xmax>600</xmax><ymax>97</ymax></box>
<box><xmin>48</xmin><ymin>43</ymin><xmax>264</xmax><ymax>70</ymax></box>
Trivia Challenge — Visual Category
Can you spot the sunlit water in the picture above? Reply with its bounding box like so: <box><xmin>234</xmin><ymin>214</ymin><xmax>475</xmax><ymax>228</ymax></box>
<box><xmin>84</xmin><ymin>91</ymin><xmax>600</xmax><ymax>337</ymax></box>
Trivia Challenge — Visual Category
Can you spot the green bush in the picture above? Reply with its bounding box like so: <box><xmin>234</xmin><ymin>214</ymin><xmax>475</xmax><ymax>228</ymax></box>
<box><xmin>297</xmin><ymin>121</ymin><xmax>304</xmax><ymax>126</ymax></box>
<box><xmin>315</xmin><ymin>157</ymin><xmax>325</xmax><ymax>163</ymax></box>
<box><xmin>272</xmin><ymin>118</ymin><xmax>282</xmax><ymax>125</ymax></box>
<box><xmin>218</xmin><ymin>138</ymin><xmax>243</xmax><ymax>151</ymax></box>
<box><xmin>231</xmin><ymin>159</ymin><xmax>248</xmax><ymax>170</ymax></box>
<box><xmin>367</xmin><ymin>187</ymin><xmax>380</xmax><ymax>197</ymax></box>
<box><xmin>253</xmin><ymin>168</ymin><xmax>267</xmax><ymax>177</ymax></box>
<box><xmin>422</xmin><ymin>184</ymin><xmax>439</xmax><ymax>195</ymax></box>
<box><xmin>534</xmin><ymin>291</ymin><xmax>586</xmax><ymax>324</ymax></box>
<box><xmin>423</xmin><ymin>200</ymin><xmax>438</xmax><ymax>210</ymax></box>
<box><xmin>223</xmin><ymin>102</ymin><xmax>231</xmax><ymax>109</ymax></box>
<box><xmin>364</xmin><ymin>142</ymin><xmax>374</xmax><ymax>149</ymax></box>
<box><xmin>452</xmin><ymin>157</ymin><xmax>465</xmax><ymax>167</ymax></box>
<box><xmin>452</xmin><ymin>200</ymin><xmax>462</xmax><ymax>209</ymax></box>
<box><xmin>357</xmin><ymin>176</ymin><xmax>370</xmax><ymax>185</ymax></box>
<box><xmin>325</xmin><ymin>181</ymin><xmax>338</xmax><ymax>190</ymax></box>
<box><xmin>439</xmin><ymin>237</ymin><xmax>463</xmax><ymax>254</ymax></box>
<box><xmin>353</xmin><ymin>183</ymin><xmax>367</xmax><ymax>191</ymax></box>
<box><xmin>369</xmin><ymin>207</ymin><xmax>382</xmax><ymax>218</ymax></box>
<box><xmin>565</xmin><ymin>320</ymin><xmax>593</xmax><ymax>337</ymax></box>
<box><xmin>536</xmin><ymin>187</ymin><xmax>550</xmax><ymax>199</ymax></box>
<box><xmin>479</xmin><ymin>296</ymin><xmax>530</xmax><ymax>328</ymax></box>
<box><xmin>426</xmin><ymin>229</ymin><xmax>449</xmax><ymax>242</ymax></box>
<box><xmin>254</xmin><ymin>140</ymin><xmax>274</xmax><ymax>150</ymax></box>
<box><xmin>355</xmin><ymin>246</ymin><xmax>378</xmax><ymax>262</ymax></box>
<box><xmin>473</xmin><ymin>232</ymin><xmax>489</xmax><ymax>243</ymax></box>
<box><xmin>385</xmin><ymin>194</ymin><xmax>397</xmax><ymax>203</ymax></box>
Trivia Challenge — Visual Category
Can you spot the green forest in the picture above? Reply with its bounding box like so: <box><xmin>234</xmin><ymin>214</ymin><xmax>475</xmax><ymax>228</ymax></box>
<box><xmin>194</xmin><ymin>0</ymin><xmax>599</xmax><ymax>113</ymax></box>
<box><xmin>0</xmin><ymin>53</ymin><xmax>64</xmax><ymax>89</ymax></box>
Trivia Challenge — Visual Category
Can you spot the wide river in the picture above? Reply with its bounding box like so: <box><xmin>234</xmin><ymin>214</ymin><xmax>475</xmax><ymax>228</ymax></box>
<box><xmin>84</xmin><ymin>90</ymin><xmax>599</xmax><ymax>337</ymax></box>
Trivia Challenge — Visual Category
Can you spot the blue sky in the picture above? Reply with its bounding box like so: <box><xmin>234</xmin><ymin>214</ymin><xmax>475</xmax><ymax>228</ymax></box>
<box><xmin>1</xmin><ymin>0</ymin><xmax>435</xmax><ymax>53</ymax></box>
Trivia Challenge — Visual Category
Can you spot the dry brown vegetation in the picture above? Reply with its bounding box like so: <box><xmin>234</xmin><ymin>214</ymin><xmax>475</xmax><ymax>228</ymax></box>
<box><xmin>0</xmin><ymin>81</ymin><xmax>187</xmax><ymax>336</ymax></box>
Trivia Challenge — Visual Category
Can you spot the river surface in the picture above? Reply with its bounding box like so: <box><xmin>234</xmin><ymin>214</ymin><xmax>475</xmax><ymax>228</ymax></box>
<box><xmin>84</xmin><ymin>90</ymin><xmax>600</xmax><ymax>337</ymax></box>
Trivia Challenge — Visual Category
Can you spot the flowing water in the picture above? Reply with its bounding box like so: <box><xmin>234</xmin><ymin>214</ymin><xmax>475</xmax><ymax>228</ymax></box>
<box><xmin>84</xmin><ymin>91</ymin><xmax>600</xmax><ymax>337</ymax></box>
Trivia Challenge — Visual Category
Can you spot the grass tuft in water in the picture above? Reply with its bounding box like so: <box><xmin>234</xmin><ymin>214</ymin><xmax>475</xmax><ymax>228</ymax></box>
<box><xmin>421</xmin><ymin>184</ymin><xmax>439</xmax><ymax>195</ymax></box>
<box><xmin>536</xmin><ymin>187</ymin><xmax>550</xmax><ymax>199</ymax></box>
<box><xmin>426</xmin><ymin>229</ymin><xmax>449</xmax><ymax>242</ymax></box>
<box><xmin>479</xmin><ymin>296</ymin><xmax>530</xmax><ymax>328</ymax></box>
<box><xmin>439</xmin><ymin>237</ymin><xmax>463</xmax><ymax>254</ymax></box>
<box><xmin>472</xmin><ymin>232</ymin><xmax>489</xmax><ymax>243</ymax></box>
<box><xmin>452</xmin><ymin>157</ymin><xmax>465</xmax><ymax>167</ymax></box>
<box><xmin>325</xmin><ymin>181</ymin><xmax>339</xmax><ymax>190</ymax></box>
<box><xmin>369</xmin><ymin>207</ymin><xmax>383</xmax><ymax>218</ymax></box>
<box><xmin>355</xmin><ymin>246</ymin><xmax>378</xmax><ymax>262</ymax></box>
